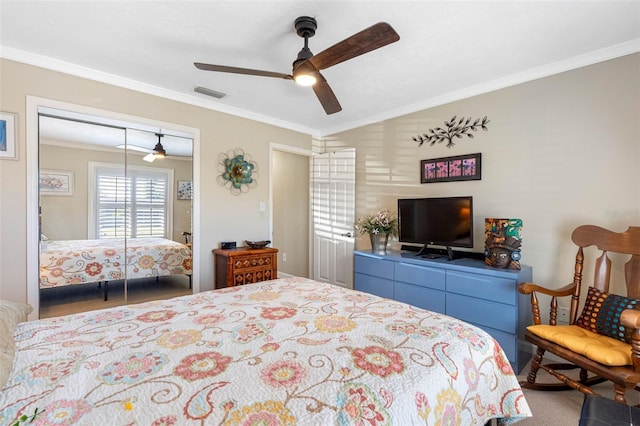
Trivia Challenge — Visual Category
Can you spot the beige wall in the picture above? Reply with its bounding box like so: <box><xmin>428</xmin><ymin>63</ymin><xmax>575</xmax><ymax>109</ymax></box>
<box><xmin>272</xmin><ymin>150</ymin><xmax>310</xmax><ymax>277</ymax></box>
<box><xmin>322</xmin><ymin>53</ymin><xmax>640</xmax><ymax>301</ymax></box>
<box><xmin>39</xmin><ymin>144</ymin><xmax>193</xmax><ymax>242</ymax></box>
<box><xmin>0</xmin><ymin>58</ymin><xmax>311</xmax><ymax>303</ymax></box>
<box><xmin>2</xmin><ymin>53</ymin><xmax>639</xmax><ymax>311</ymax></box>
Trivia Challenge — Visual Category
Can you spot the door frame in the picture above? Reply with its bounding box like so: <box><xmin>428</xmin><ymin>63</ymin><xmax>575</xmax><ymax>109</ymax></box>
<box><xmin>310</xmin><ymin>149</ymin><xmax>356</xmax><ymax>288</ymax></box>
<box><xmin>268</xmin><ymin>143</ymin><xmax>313</xmax><ymax>277</ymax></box>
<box><xmin>26</xmin><ymin>96</ymin><xmax>201</xmax><ymax>319</ymax></box>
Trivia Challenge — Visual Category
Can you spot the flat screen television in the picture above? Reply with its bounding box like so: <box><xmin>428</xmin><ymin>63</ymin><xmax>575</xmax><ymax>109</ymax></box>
<box><xmin>398</xmin><ymin>196</ymin><xmax>474</xmax><ymax>253</ymax></box>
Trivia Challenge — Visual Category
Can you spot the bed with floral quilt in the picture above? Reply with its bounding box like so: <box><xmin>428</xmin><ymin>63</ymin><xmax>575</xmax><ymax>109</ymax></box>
<box><xmin>0</xmin><ymin>277</ymin><xmax>531</xmax><ymax>425</ymax></box>
<box><xmin>39</xmin><ymin>237</ymin><xmax>193</xmax><ymax>299</ymax></box>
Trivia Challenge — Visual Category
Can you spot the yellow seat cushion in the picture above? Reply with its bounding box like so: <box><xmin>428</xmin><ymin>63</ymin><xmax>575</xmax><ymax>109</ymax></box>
<box><xmin>527</xmin><ymin>324</ymin><xmax>632</xmax><ymax>366</ymax></box>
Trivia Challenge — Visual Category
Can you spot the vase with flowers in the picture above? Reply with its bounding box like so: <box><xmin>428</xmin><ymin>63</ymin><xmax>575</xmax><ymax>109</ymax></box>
<box><xmin>355</xmin><ymin>209</ymin><xmax>398</xmax><ymax>254</ymax></box>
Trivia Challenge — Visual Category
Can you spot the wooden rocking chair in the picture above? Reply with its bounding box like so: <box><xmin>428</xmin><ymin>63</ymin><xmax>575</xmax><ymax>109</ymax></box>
<box><xmin>181</xmin><ymin>231</ymin><xmax>192</xmax><ymax>247</ymax></box>
<box><xmin>518</xmin><ymin>225</ymin><xmax>640</xmax><ymax>404</ymax></box>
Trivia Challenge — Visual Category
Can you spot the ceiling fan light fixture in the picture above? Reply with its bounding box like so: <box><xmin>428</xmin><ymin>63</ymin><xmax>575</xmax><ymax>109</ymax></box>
<box><xmin>194</xmin><ymin>16</ymin><xmax>398</xmax><ymax>115</ymax></box>
<box><xmin>153</xmin><ymin>142</ymin><xmax>166</xmax><ymax>158</ymax></box>
<box><xmin>143</xmin><ymin>153</ymin><xmax>156</xmax><ymax>162</ymax></box>
<box><xmin>294</xmin><ymin>72</ymin><xmax>317</xmax><ymax>86</ymax></box>
<box><xmin>153</xmin><ymin>133</ymin><xmax>167</xmax><ymax>159</ymax></box>
<box><xmin>293</xmin><ymin>60</ymin><xmax>317</xmax><ymax>86</ymax></box>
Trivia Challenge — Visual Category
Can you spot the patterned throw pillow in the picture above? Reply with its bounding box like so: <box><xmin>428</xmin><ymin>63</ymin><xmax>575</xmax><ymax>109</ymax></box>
<box><xmin>575</xmin><ymin>286</ymin><xmax>640</xmax><ymax>343</ymax></box>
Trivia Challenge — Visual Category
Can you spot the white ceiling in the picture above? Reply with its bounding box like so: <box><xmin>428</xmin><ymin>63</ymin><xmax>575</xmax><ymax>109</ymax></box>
<box><xmin>37</xmin><ymin>106</ymin><xmax>195</xmax><ymax>157</ymax></box>
<box><xmin>1</xmin><ymin>1</ymin><xmax>639</xmax><ymax>137</ymax></box>
<box><xmin>38</xmin><ymin>114</ymin><xmax>194</xmax><ymax>158</ymax></box>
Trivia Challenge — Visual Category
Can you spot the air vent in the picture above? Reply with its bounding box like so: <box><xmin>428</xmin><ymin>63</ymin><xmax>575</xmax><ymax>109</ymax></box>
<box><xmin>194</xmin><ymin>86</ymin><xmax>226</xmax><ymax>99</ymax></box>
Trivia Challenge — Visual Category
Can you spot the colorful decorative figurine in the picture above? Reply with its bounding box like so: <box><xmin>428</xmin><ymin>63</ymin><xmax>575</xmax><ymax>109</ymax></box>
<box><xmin>484</xmin><ymin>218</ymin><xmax>522</xmax><ymax>270</ymax></box>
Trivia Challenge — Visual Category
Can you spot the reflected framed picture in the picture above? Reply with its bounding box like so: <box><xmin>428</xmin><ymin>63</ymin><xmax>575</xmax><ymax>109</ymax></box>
<box><xmin>40</xmin><ymin>169</ymin><xmax>74</xmax><ymax>196</ymax></box>
<box><xmin>177</xmin><ymin>180</ymin><xmax>192</xmax><ymax>200</ymax></box>
<box><xmin>421</xmin><ymin>153</ymin><xmax>481</xmax><ymax>183</ymax></box>
<box><xmin>0</xmin><ymin>111</ymin><xmax>18</xmax><ymax>160</ymax></box>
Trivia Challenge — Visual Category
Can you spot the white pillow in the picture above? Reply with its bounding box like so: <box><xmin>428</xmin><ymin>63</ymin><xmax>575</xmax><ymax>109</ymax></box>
<box><xmin>0</xmin><ymin>300</ymin><xmax>33</xmax><ymax>388</ymax></box>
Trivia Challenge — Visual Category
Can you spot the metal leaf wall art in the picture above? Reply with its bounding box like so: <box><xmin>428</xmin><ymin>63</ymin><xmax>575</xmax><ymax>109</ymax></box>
<box><xmin>413</xmin><ymin>116</ymin><xmax>490</xmax><ymax>148</ymax></box>
<box><xmin>217</xmin><ymin>148</ymin><xmax>258</xmax><ymax>195</ymax></box>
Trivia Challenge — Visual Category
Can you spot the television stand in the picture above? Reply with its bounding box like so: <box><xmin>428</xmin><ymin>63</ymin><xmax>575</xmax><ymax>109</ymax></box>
<box><xmin>406</xmin><ymin>244</ymin><xmax>484</xmax><ymax>262</ymax></box>
<box><xmin>446</xmin><ymin>246</ymin><xmax>455</xmax><ymax>261</ymax></box>
<box><xmin>400</xmin><ymin>244</ymin><xmax>421</xmax><ymax>252</ymax></box>
<box><xmin>416</xmin><ymin>244</ymin><xmax>430</xmax><ymax>257</ymax></box>
<box><xmin>415</xmin><ymin>244</ymin><xmax>455</xmax><ymax>261</ymax></box>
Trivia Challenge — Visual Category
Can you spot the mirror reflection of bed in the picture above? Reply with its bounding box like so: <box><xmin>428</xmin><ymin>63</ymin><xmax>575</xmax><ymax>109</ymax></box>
<box><xmin>38</xmin><ymin>111</ymin><xmax>194</xmax><ymax>318</ymax></box>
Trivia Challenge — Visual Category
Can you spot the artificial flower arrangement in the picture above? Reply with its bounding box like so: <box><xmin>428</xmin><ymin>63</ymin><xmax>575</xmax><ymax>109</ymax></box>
<box><xmin>354</xmin><ymin>209</ymin><xmax>398</xmax><ymax>236</ymax></box>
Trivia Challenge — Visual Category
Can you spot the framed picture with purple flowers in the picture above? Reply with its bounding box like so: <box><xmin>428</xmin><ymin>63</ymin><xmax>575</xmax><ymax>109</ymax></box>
<box><xmin>421</xmin><ymin>153</ymin><xmax>481</xmax><ymax>183</ymax></box>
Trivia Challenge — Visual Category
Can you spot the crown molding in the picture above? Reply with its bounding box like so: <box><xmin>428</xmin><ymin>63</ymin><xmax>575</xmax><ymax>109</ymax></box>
<box><xmin>318</xmin><ymin>38</ymin><xmax>640</xmax><ymax>137</ymax></box>
<box><xmin>3</xmin><ymin>38</ymin><xmax>639</xmax><ymax>138</ymax></box>
<box><xmin>0</xmin><ymin>46</ymin><xmax>317</xmax><ymax>136</ymax></box>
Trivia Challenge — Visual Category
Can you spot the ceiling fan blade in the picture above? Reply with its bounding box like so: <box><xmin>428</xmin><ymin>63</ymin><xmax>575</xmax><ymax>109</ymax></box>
<box><xmin>194</xmin><ymin>63</ymin><xmax>293</xmax><ymax>80</ymax></box>
<box><xmin>312</xmin><ymin>73</ymin><xmax>342</xmax><ymax>115</ymax></box>
<box><xmin>309</xmin><ymin>22</ymin><xmax>399</xmax><ymax>71</ymax></box>
<box><xmin>116</xmin><ymin>144</ymin><xmax>152</xmax><ymax>154</ymax></box>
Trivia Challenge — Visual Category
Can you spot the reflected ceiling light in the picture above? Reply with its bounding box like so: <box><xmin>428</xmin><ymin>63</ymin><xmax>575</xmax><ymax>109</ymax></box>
<box><xmin>153</xmin><ymin>133</ymin><xmax>166</xmax><ymax>158</ymax></box>
<box><xmin>143</xmin><ymin>133</ymin><xmax>167</xmax><ymax>163</ymax></box>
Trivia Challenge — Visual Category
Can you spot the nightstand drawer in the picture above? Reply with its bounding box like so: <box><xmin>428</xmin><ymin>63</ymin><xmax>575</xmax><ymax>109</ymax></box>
<box><xmin>233</xmin><ymin>268</ymin><xmax>275</xmax><ymax>285</ymax></box>
<box><xmin>233</xmin><ymin>253</ymin><xmax>275</xmax><ymax>269</ymax></box>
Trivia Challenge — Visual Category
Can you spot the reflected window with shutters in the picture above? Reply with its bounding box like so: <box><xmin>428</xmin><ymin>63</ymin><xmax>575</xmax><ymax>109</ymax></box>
<box><xmin>90</xmin><ymin>162</ymin><xmax>173</xmax><ymax>239</ymax></box>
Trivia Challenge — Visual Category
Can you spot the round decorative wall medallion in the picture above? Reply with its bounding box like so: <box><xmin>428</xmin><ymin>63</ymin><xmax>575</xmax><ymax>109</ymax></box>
<box><xmin>217</xmin><ymin>148</ymin><xmax>258</xmax><ymax>195</ymax></box>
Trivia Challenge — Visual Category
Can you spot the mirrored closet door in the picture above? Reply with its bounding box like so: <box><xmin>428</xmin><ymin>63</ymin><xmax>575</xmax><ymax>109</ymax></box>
<box><xmin>38</xmin><ymin>108</ymin><xmax>193</xmax><ymax>318</ymax></box>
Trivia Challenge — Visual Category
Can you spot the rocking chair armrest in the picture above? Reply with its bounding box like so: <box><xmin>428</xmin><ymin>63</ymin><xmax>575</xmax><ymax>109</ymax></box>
<box><xmin>622</xmin><ymin>310</ymin><xmax>640</xmax><ymax>372</ymax></box>
<box><xmin>621</xmin><ymin>309</ymin><xmax>640</xmax><ymax>329</ymax></box>
<box><xmin>518</xmin><ymin>282</ymin><xmax>576</xmax><ymax>297</ymax></box>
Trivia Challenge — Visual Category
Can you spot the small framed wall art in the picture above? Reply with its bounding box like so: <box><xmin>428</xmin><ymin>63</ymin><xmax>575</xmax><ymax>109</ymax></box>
<box><xmin>40</xmin><ymin>169</ymin><xmax>74</xmax><ymax>196</ymax></box>
<box><xmin>0</xmin><ymin>111</ymin><xmax>18</xmax><ymax>160</ymax></box>
<box><xmin>177</xmin><ymin>180</ymin><xmax>192</xmax><ymax>200</ymax></box>
<box><xmin>421</xmin><ymin>153</ymin><xmax>481</xmax><ymax>183</ymax></box>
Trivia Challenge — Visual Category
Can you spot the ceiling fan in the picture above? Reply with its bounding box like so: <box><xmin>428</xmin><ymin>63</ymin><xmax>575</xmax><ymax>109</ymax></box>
<box><xmin>116</xmin><ymin>133</ymin><xmax>167</xmax><ymax>162</ymax></box>
<box><xmin>194</xmin><ymin>16</ymin><xmax>400</xmax><ymax>115</ymax></box>
<box><xmin>143</xmin><ymin>133</ymin><xmax>167</xmax><ymax>163</ymax></box>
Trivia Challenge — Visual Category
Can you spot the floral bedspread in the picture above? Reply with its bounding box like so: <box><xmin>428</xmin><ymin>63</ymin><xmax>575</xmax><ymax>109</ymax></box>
<box><xmin>1</xmin><ymin>277</ymin><xmax>531</xmax><ymax>425</ymax></box>
<box><xmin>39</xmin><ymin>238</ymin><xmax>192</xmax><ymax>288</ymax></box>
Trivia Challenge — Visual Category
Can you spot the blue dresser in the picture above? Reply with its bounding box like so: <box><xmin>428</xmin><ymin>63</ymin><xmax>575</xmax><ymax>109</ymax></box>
<box><xmin>354</xmin><ymin>250</ymin><xmax>533</xmax><ymax>373</ymax></box>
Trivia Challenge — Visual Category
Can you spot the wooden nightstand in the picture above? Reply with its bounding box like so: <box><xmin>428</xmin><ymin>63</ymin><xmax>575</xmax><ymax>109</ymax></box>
<box><xmin>213</xmin><ymin>247</ymin><xmax>278</xmax><ymax>289</ymax></box>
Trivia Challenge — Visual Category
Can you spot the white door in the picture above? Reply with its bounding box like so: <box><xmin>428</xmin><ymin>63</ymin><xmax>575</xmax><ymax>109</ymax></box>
<box><xmin>311</xmin><ymin>149</ymin><xmax>355</xmax><ymax>288</ymax></box>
